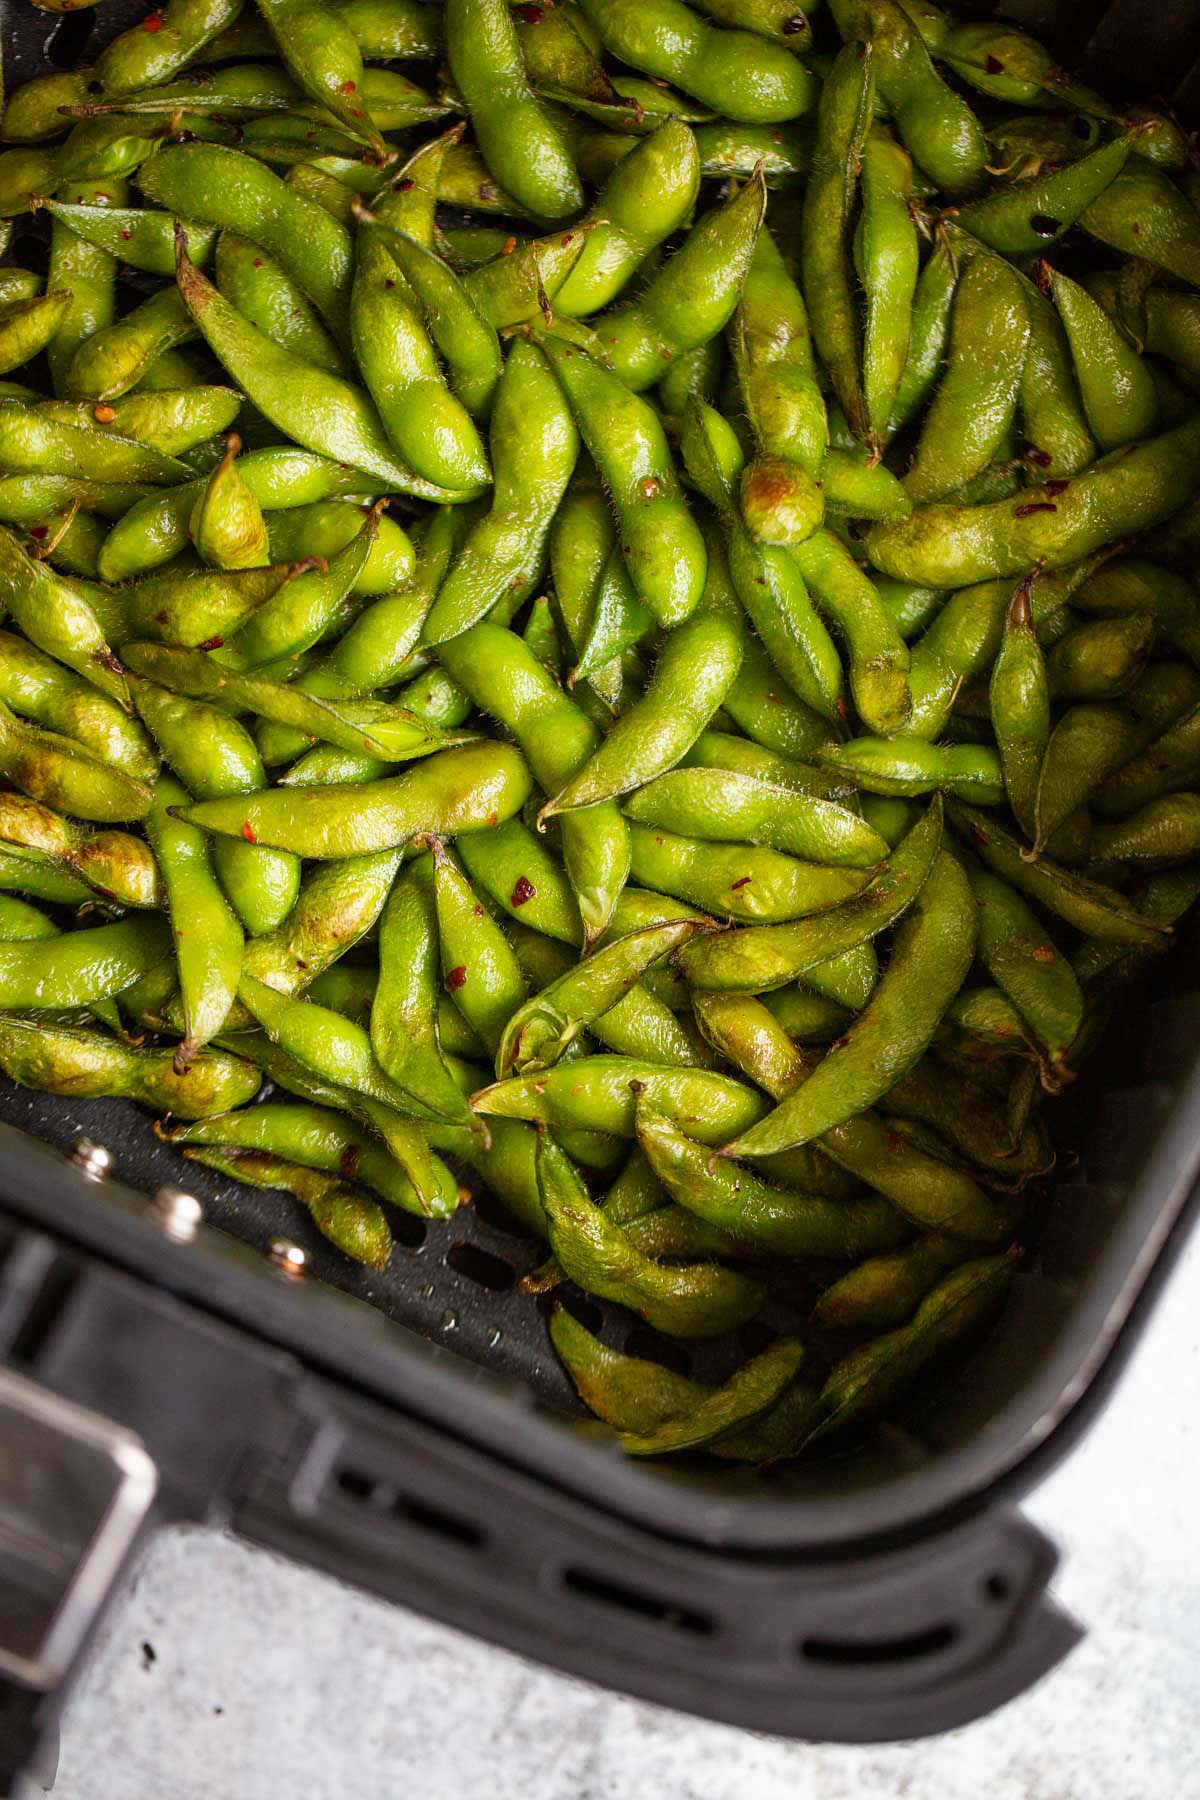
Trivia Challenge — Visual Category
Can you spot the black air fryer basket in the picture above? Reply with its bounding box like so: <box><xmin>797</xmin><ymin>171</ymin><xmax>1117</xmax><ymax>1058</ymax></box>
<box><xmin>4</xmin><ymin>0</ymin><xmax>1200</xmax><ymax>1788</ymax></box>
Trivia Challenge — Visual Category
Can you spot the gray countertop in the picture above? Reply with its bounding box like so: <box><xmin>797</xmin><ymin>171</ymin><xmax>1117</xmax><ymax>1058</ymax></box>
<box><xmin>51</xmin><ymin>1232</ymin><xmax>1200</xmax><ymax>1800</ymax></box>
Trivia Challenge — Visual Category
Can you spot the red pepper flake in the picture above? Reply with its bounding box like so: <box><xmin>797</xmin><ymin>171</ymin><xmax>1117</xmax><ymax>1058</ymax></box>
<box><xmin>560</xmin><ymin>232</ymin><xmax>575</xmax><ymax>246</ymax></box>
<box><xmin>253</xmin><ymin>257</ymin><xmax>264</xmax><ymax>269</ymax></box>
<box><xmin>511</xmin><ymin>874</ymin><xmax>535</xmax><ymax>906</ymax></box>
<box><xmin>1014</xmin><ymin>501</ymin><xmax>1057</xmax><ymax>518</ymax></box>
<box><xmin>197</xmin><ymin>636</ymin><xmax>224</xmax><ymax>650</ymax></box>
<box><xmin>1044</xmin><ymin>478</ymin><xmax>1070</xmax><ymax>497</ymax></box>
<box><xmin>446</xmin><ymin>964</ymin><xmax>468</xmax><ymax>991</ymax></box>
<box><xmin>968</xmin><ymin>823</ymin><xmax>990</xmax><ymax>849</ymax></box>
<box><xmin>783</xmin><ymin>14</ymin><xmax>807</xmax><ymax>33</ymax></box>
<box><xmin>639</xmin><ymin>475</ymin><xmax>661</xmax><ymax>499</ymax></box>
<box><xmin>93</xmin><ymin>404</ymin><xmax>117</xmax><ymax>423</ymax></box>
<box><xmin>338</xmin><ymin>80</ymin><xmax>357</xmax><ymax>94</ymax></box>
<box><xmin>142</xmin><ymin>9</ymin><xmax>165</xmax><ymax>29</ymax></box>
<box><xmin>502</xmin><ymin>235</ymin><xmax>517</xmax><ymax>255</ymax></box>
<box><xmin>241</xmin><ymin>820</ymin><xmax>258</xmax><ymax>843</ymax></box>
<box><xmin>384</xmin><ymin>278</ymin><xmax>395</xmax><ymax>289</ymax></box>
<box><xmin>28</xmin><ymin>525</ymin><xmax>48</xmax><ymax>540</ymax></box>
<box><xmin>339</xmin><ymin>1146</ymin><xmax>360</xmax><ymax>1179</ymax></box>
<box><xmin>730</xmin><ymin>875</ymin><xmax>752</xmax><ymax>890</ymax></box>
<box><xmin>1025</xmin><ymin>445</ymin><xmax>1052</xmax><ymax>467</ymax></box>
<box><xmin>473</xmin><ymin>903</ymin><xmax>484</xmax><ymax>917</ymax></box>
<box><xmin>514</xmin><ymin>1</ymin><xmax>544</xmax><ymax>18</ymax></box>
<box><xmin>154</xmin><ymin>609</ymin><xmax>169</xmax><ymax>625</ymax></box>
<box><xmin>397</xmin><ymin>177</ymin><xmax>415</xmax><ymax>192</ymax></box>
<box><xmin>1029</xmin><ymin>213</ymin><xmax>1061</xmax><ymax>237</ymax></box>
<box><xmin>119</xmin><ymin>228</ymin><xmax>132</xmax><ymax>241</ymax></box>
<box><xmin>486</xmin><ymin>811</ymin><xmax>498</xmax><ymax>826</ymax></box>
<box><xmin>985</xmin><ymin>53</ymin><xmax>1005</xmax><ymax>72</ymax></box>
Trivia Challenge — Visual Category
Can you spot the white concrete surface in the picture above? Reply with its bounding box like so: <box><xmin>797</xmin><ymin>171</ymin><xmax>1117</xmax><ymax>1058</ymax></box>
<box><xmin>51</xmin><ymin>1233</ymin><xmax>1200</xmax><ymax>1800</ymax></box>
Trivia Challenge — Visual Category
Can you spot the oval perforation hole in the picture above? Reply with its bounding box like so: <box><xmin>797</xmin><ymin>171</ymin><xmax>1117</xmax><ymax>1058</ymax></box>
<box><xmin>561</xmin><ymin>1565</ymin><xmax>714</xmax><ymax>1637</ymax></box>
<box><xmin>389</xmin><ymin>1212</ymin><xmax>427</xmax><ymax>1252</ymax></box>
<box><xmin>445</xmin><ymin>1240</ymin><xmax>515</xmax><ymax>1292</ymax></box>
<box><xmin>799</xmin><ymin>1622</ymin><xmax>959</xmax><ymax>1666</ymax></box>
<box><xmin>470</xmin><ymin>1186</ymin><xmax>540</xmax><ymax>1239</ymax></box>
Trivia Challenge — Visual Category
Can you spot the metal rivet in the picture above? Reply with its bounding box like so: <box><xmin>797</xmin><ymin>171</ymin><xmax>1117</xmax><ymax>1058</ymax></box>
<box><xmin>267</xmin><ymin>1238</ymin><xmax>308</xmax><ymax>1280</ymax></box>
<box><xmin>147</xmin><ymin>1186</ymin><xmax>203</xmax><ymax>1243</ymax></box>
<box><xmin>70</xmin><ymin>1138</ymin><xmax>112</xmax><ymax>1182</ymax></box>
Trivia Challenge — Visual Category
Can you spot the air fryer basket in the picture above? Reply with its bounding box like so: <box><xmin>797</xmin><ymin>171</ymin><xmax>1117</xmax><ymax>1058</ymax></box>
<box><xmin>3</xmin><ymin>0</ymin><xmax>1200</xmax><ymax>1781</ymax></box>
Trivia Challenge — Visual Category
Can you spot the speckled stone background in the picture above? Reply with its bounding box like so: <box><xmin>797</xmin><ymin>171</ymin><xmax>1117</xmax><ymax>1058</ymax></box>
<box><xmin>48</xmin><ymin>1233</ymin><xmax>1200</xmax><ymax>1800</ymax></box>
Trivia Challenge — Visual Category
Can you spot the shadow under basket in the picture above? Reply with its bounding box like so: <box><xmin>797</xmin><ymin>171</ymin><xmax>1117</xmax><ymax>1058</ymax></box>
<box><xmin>3</xmin><ymin>0</ymin><xmax>1200</xmax><ymax>1780</ymax></box>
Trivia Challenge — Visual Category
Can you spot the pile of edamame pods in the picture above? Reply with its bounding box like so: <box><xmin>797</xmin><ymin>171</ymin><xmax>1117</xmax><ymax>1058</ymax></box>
<box><xmin>0</xmin><ymin>0</ymin><xmax>1198</xmax><ymax>1460</ymax></box>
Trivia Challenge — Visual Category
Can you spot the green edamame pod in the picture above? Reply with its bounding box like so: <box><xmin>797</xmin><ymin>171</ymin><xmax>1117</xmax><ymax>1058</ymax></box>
<box><xmin>1090</xmin><ymin>793</ymin><xmax>1200</xmax><ymax>871</ymax></box>
<box><xmin>0</xmin><ymin>630</ymin><xmax>153</xmax><ymax>779</ymax></box>
<box><xmin>220</xmin><ymin>502</ymin><xmax>387</xmax><ymax>669</ymax></box>
<box><xmin>123</xmin><ymin>642</ymin><xmax>468</xmax><ymax>764</ymax></box>
<box><xmin>680</xmin><ymin>794</ymin><xmax>942</xmax><ymax>992</ymax></box>
<box><xmin>576</xmin><ymin>0</ymin><xmax>816</xmax><ymax>123</ymax></box>
<box><xmin>801</xmin><ymin>40</ymin><xmax>874</xmax><ymax>444</ymax></box>
<box><xmin>255</xmin><ymin>0</ymin><xmax>388</xmax><ymax>157</ymax></box>
<box><xmin>214</xmin><ymin>229</ymin><xmax>346</xmax><ymax>377</ymax></box>
<box><xmin>542</xmin><ymin>612</ymin><xmax>741</xmax><ymax>817</ymax></box>
<box><xmin>791</xmin><ymin>528</ymin><xmax>912</xmax><ymax>733</ymax></box>
<box><xmin>866</xmin><ymin>416</ymin><xmax>1200</xmax><ymax>588</ymax></box>
<box><xmin>445</xmin><ymin>0</ymin><xmax>582</xmax><ymax>219</ymax></box>
<box><xmin>1081</xmin><ymin>164</ymin><xmax>1200</xmax><ymax>286</ymax></box>
<box><xmin>0</xmin><ymin>525</ymin><xmax>126</xmax><ymax>702</ymax></box>
<box><xmin>0</xmin><ymin>699</ymin><xmax>151</xmax><ymax>824</ymax></box>
<box><xmin>989</xmin><ymin>577</ymin><xmax>1048</xmax><ymax>841</ymax></box>
<box><xmin>458</xmin><ymin>818</ymin><xmax>582</xmax><ymax>947</ymax></box>
<box><xmin>0</xmin><ymin>914</ymin><xmax>170</xmax><ymax>1009</ymax></box>
<box><xmin>371</xmin><ymin>856</ymin><xmax>477</xmax><ymax>1127</ymax></box>
<box><xmin>803</xmin><ymin>1253</ymin><xmax>1016</xmax><ymax>1445</ymax></box>
<box><xmin>0</xmin><ymin>792</ymin><xmax>158</xmax><ymax>909</ymax></box>
<box><xmin>146</xmin><ymin>773</ymin><xmax>243</xmax><ymax>1061</ymax></box>
<box><xmin>423</xmin><ymin>340</ymin><xmax>578</xmax><ymax>643</ymax></box>
<box><xmin>178</xmin><ymin>740</ymin><xmax>534</xmax><ymax>858</ymax></box>
<box><xmin>637</xmin><ymin>1103</ymin><xmax>908</xmax><ymax>1258</ymax></box>
<box><xmin>555</xmin><ymin>121</ymin><xmax>700</xmax><ymax>318</ymax></box>
<box><xmin>628</xmin><ymin>821</ymin><xmax>871</xmax><ymax>923</ymax></box>
<box><xmin>1017</xmin><ymin>271</ymin><xmax>1096</xmax><ymax>479</ymax></box>
<box><xmin>497</xmin><ymin>918</ymin><xmax>709</xmax><ymax>1077</ymax></box>
<box><xmin>623</xmin><ymin>768</ymin><xmax>889</xmax><ymax>868</ymax></box>
<box><xmin>905</xmin><ymin>255</ymin><xmax>1030</xmax><ymax>505</ymax></box>
<box><xmin>185</xmin><ymin>1145</ymin><xmax>392</xmax><ymax>1268</ymax></box>
<box><xmin>534</xmin><ymin>1129</ymin><xmax>762</xmax><ymax>1338</ymax></box>
<box><xmin>538</xmin><ymin>336</ymin><xmax>705</xmax><ymax>629</ymax></box>
<box><xmin>855</xmin><ymin>126</ymin><xmax>919</xmax><ymax>443</ymax></box>
<box><xmin>473</xmin><ymin>1054</ymin><xmax>767</xmax><ymax>1143</ymax></box>
<box><xmin>166</xmin><ymin>1101</ymin><xmax>460</xmax><ymax>1221</ymax></box>
<box><xmin>954</xmin><ymin>133</ymin><xmax>1130</xmax><ymax>258</ymax></box>
<box><xmin>65</xmin><ymin>284</ymin><xmax>199</xmax><ymax>404</ymax></box>
<box><xmin>426</xmin><ymin>836</ymin><xmax>527</xmax><ymax>1057</ymax></box>
<box><xmin>682</xmin><ymin>407</ymin><xmax>842</xmax><ymax>723</ymax></box>
<box><xmin>948</xmin><ymin>800</ymin><xmax>1167</xmax><ymax>945</ymax></box>
<box><xmin>596</xmin><ymin>171</ymin><xmax>767</xmax><ymax>393</ymax></box>
<box><xmin>94</xmin><ymin>0</ymin><xmax>245</xmax><ymax>94</ymax></box>
<box><xmin>134</xmin><ymin>678</ymin><xmax>300</xmax><ymax>938</ymax></box>
<box><xmin>1046</xmin><ymin>614</ymin><xmax>1154</xmax><ymax>702</ymax></box>
<box><xmin>0</xmin><ymin>1015</ymin><xmax>259</xmax><ymax>1117</ymax></box>
<box><xmin>813</xmin><ymin>1233</ymin><xmax>971</xmax><ymax>1329</ymax></box>
<box><xmin>732</xmin><ymin>224</ymin><xmax>826</xmax><ymax>481</ymax></box>
<box><xmin>435</xmin><ymin>623</ymin><xmax>630</xmax><ymax>942</ymax></box>
<box><xmin>351</xmin><ymin>226</ymin><xmax>490</xmax><ymax>494</ymax></box>
<box><xmin>360</xmin><ymin>218</ymin><xmax>503</xmax><ymax>420</ymax></box>
<box><xmin>189</xmin><ymin>434</ymin><xmax>270</xmax><ymax>570</ymax></box>
<box><xmin>834</xmin><ymin>0</ymin><xmax>987</xmax><ymax>196</ymax></box>
<box><xmin>1048</xmin><ymin>266</ymin><xmax>1157</xmax><ymax>452</ymax></box>
<box><xmin>174</xmin><ymin>231</ymin><xmax>465</xmax><ymax>501</ymax></box>
<box><xmin>966</xmin><ymin>859</ymin><xmax>1082</xmax><ymax>1080</ymax></box>
<box><xmin>721</xmin><ymin>849</ymin><xmax>975</xmax><ymax>1156</ymax></box>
